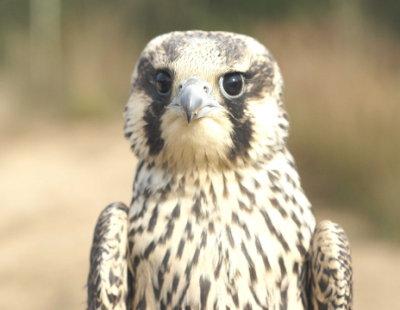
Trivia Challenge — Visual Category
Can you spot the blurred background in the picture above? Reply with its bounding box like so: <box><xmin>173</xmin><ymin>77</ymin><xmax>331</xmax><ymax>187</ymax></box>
<box><xmin>0</xmin><ymin>0</ymin><xmax>399</xmax><ymax>309</ymax></box>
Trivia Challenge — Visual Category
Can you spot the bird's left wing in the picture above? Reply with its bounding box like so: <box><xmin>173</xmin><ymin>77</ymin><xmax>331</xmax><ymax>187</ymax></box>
<box><xmin>87</xmin><ymin>202</ymin><xmax>131</xmax><ymax>310</ymax></box>
<box><xmin>309</xmin><ymin>220</ymin><xmax>353</xmax><ymax>310</ymax></box>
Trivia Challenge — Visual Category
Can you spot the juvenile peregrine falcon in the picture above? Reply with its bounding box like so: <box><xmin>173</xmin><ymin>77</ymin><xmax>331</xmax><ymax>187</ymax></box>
<box><xmin>87</xmin><ymin>31</ymin><xmax>352</xmax><ymax>310</ymax></box>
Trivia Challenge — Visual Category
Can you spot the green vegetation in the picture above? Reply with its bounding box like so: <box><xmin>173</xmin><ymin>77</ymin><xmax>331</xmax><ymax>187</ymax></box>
<box><xmin>1</xmin><ymin>1</ymin><xmax>399</xmax><ymax>239</ymax></box>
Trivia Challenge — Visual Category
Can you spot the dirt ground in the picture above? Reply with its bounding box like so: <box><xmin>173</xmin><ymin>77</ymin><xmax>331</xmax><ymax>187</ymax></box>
<box><xmin>1</xmin><ymin>122</ymin><xmax>398</xmax><ymax>310</ymax></box>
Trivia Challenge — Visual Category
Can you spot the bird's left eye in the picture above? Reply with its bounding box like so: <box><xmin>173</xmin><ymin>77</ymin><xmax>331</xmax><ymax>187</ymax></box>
<box><xmin>220</xmin><ymin>72</ymin><xmax>244</xmax><ymax>98</ymax></box>
<box><xmin>155</xmin><ymin>70</ymin><xmax>172</xmax><ymax>95</ymax></box>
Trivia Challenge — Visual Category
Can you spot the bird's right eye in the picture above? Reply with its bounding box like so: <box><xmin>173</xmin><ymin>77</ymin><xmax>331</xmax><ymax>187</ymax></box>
<box><xmin>155</xmin><ymin>71</ymin><xmax>172</xmax><ymax>95</ymax></box>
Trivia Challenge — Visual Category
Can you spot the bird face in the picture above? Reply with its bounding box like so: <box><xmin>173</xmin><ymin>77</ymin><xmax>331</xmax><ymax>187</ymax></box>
<box><xmin>124</xmin><ymin>31</ymin><xmax>289</xmax><ymax>171</ymax></box>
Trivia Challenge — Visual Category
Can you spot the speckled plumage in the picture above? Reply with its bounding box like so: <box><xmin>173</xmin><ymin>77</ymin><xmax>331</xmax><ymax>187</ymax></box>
<box><xmin>87</xmin><ymin>31</ymin><xmax>353</xmax><ymax>310</ymax></box>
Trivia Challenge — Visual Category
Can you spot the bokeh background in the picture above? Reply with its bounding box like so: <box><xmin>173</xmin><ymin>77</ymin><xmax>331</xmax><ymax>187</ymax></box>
<box><xmin>1</xmin><ymin>0</ymin><xmax>399</xmax><ymax>309</ymax></box>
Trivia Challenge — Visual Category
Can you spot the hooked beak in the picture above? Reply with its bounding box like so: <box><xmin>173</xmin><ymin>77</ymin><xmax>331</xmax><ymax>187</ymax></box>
<box><xmin>169</xmin><ymin>77</ymin><xmax>223</xmax><ymax>123</ymax></box>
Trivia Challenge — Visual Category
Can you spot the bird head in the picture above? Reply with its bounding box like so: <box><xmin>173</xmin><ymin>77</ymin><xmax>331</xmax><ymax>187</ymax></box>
<box><xmin>124</xmin><ymin>31</ymin><xmax>289</xmax><ymax>172</ymax></box>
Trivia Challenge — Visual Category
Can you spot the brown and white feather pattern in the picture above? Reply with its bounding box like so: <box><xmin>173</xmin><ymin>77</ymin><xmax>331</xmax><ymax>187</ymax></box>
<box><xmin>310</xmin><ymin>221</ymin><xmax>353</xmax><ymax>310</ymax></box>
<box><xmin>87</xmin><ymin>30</ymin><xmax>353</xmax><ymax>309</ymax></box>
<box><xmin>87</xmin><ymin>202</ymin><xmax>130</xmax><ymax>310</ymax></box>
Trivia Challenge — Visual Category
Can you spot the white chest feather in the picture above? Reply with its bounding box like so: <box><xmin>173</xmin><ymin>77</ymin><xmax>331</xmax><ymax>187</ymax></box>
<box><xmin>128</xmin><ymin>156</ymin><xmax>315</xmax><ymax>309</ymax></box>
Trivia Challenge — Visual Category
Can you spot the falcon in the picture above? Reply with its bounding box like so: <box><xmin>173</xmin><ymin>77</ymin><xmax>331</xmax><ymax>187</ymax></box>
<box><xmin>87</xmin><ymin>31</ymin><xmax>353</xmax><ymax>310</ymax></box>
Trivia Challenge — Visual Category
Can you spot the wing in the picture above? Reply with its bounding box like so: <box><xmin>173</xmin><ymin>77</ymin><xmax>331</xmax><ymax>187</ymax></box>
<box><xmin>87</xmin><ymin>202</ymin><xmax>131</xmax><ymax>310</ymax></box>
<box><xmin>309</xmin><ymin>220</ymin><xmax>353</xmax><ymax>310</ymax></box>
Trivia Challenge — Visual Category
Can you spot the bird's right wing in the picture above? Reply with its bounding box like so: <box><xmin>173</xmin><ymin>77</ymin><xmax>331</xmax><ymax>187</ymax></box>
<box><xmin>87</xmin><ymin>202</ymin><xmax>131</xmax><ymax>310</ymax></box>
<box><xmin>309</xmin><ymin>220</ymin><xmax>353</xmax><ymax>310</ymax></box>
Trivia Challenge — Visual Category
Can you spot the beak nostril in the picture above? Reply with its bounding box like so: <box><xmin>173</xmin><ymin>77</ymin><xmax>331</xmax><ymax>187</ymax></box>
<box><xmin>170</xmin><ymin>78</ymin><xmax>223</xmax><ymax>123</ymax></box>
<box><xmin>203</xmin><ymin>84</ymin><xmax>212</xmax><ymax>94</ymax></box>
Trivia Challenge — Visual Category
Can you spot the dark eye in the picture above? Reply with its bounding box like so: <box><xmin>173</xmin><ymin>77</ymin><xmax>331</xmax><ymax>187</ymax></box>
<box><xmin>155</xmin><ymin>70</ymin><xmax>172</xmax><ymax>95</ymax></box>
<box><xmin>220</xmin><ymin>72</ymin><xmax>244</xmax><ymax>98</ymax></box>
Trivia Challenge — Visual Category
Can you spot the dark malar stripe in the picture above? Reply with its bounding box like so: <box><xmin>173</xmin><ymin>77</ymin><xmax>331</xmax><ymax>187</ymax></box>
<box><xmin>228</xmin><ymin>117</ymin><xmax>253</xmax><ymax>161</ymax></box>
<box><xmin>134</xmin><ymin>56</ymin><xmax>171</xmax><ymax>156</ymax></box>
<box><xmin>143</xmin><ymin>106</ymin><xmax>165</xmax><ymax>155</ymax></box>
